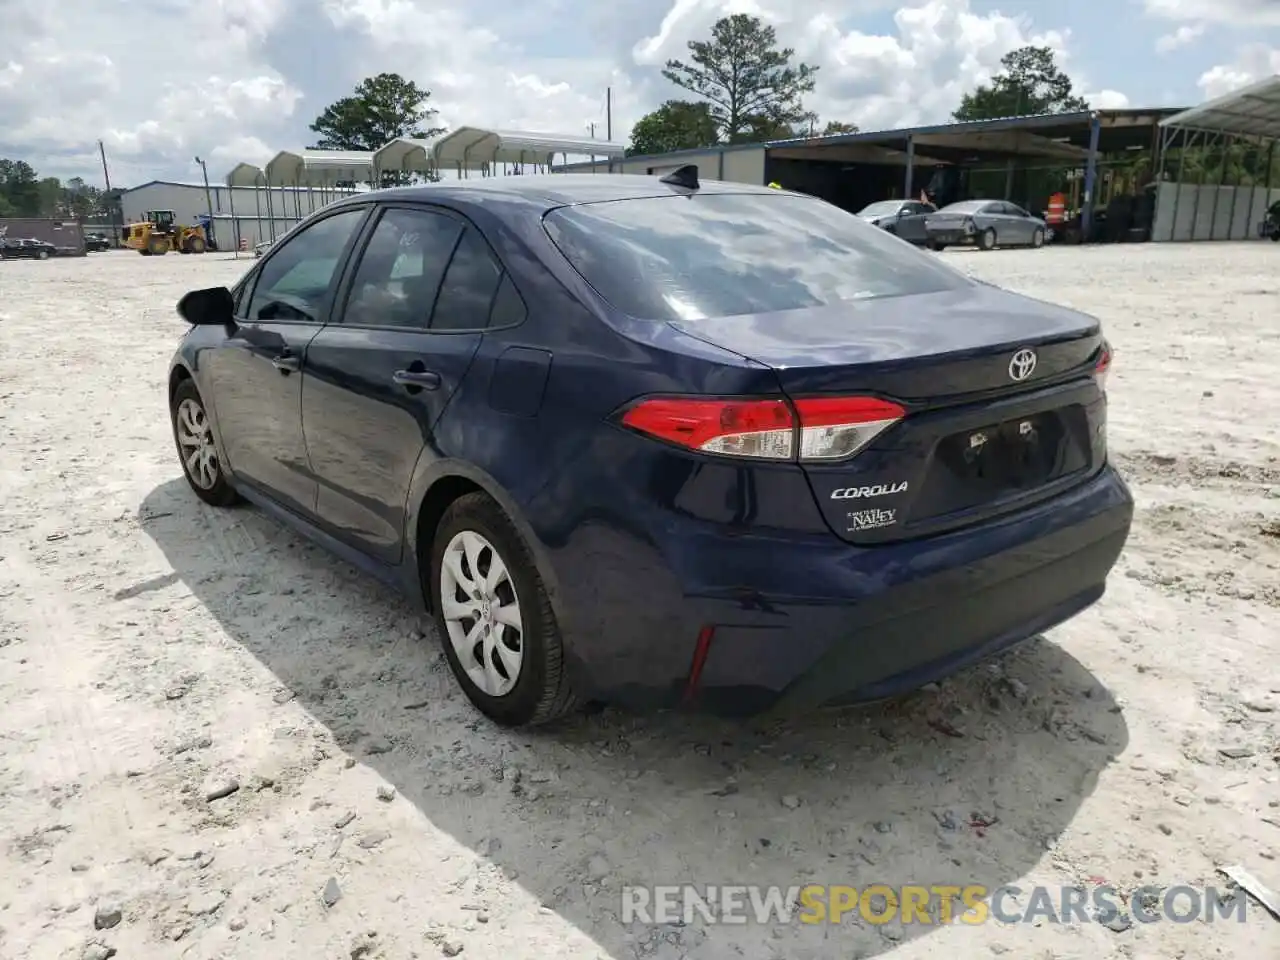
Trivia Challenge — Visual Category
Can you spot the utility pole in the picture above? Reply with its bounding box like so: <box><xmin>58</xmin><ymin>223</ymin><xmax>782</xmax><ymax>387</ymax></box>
<box><xmin>97</xmin><ymin>140</ymin><xmax>116</xmax><ymax>246</ymax></box>
<box><xmin>606</xmin><ymin>87</ymin><xmax>612</xmax><ymax>141</ymax></box>
<box><xmin>194</xmin><ymin>156</ymin><xmax>215</xmax><ymax>251</ymax></box>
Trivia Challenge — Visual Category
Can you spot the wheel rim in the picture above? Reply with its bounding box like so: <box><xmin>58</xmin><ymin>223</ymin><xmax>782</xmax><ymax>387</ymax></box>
<box><xmin>175</xmin><ymin>397</ymin><xmax>220</xmax><ymax>490</ymax></box>
<box><xmin>439</xmin><ymin>530</ymin><xmax>524</xmax><ymax>698</ymax></box>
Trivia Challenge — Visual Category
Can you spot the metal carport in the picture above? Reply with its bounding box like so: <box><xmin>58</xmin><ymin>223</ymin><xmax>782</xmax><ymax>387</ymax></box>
<box><xmin>432</xmin><ymin>127</ymin><xmax>626</xmax><ymax>176</ymax></box>
<box><xmin>1152</xmin><ymin>74</ymin><xmax>1280</xmax><ymax>241</ymax></box>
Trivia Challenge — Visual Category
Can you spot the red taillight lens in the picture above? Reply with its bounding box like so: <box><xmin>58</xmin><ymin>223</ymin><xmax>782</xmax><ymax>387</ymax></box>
<box><xmin>793</xmin><ymin>396</ymin><xmax>905</xmax><ymax>460</ymax></box>
<box><xmin>1095</xmin><ymin>343</ymin><xmax>1112</xmax><ymax>393</ymax></box>
<box><xmin>619</xmin><ymin>395</ymin><xmax>905</xmax><ymax>462</ymax></box>
<box><xmin>621</xmin><ymin>398</ymin><xmax>795</xmax><ymax>459</ymax></box>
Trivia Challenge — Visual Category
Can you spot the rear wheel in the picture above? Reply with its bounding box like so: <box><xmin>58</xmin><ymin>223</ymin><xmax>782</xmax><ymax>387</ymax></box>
<box><xmin>170</xmin><ymin>379</ymin><xmax>241</xmax><ymax>507</ymax></box>
<box><xmin>926</xmin><ymin>239</ymin><xmax>946</xmax><ymax>251</ymax></box>
<box><xmin>186</xmin><ymin>236</ymin><xmax>206</xmax><ymax>254</ymax></box>
<box><xmin>978</xmin><ymin>227</ymin><xmax>997</xmax><ymax>251</ymax></box>
<box><xmin>430</xmin><ymin>492</ymin><xmax>579</xmax><ymax>727</ymax></box>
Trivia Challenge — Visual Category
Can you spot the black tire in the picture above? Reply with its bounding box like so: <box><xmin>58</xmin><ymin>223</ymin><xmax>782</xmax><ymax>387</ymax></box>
<box><xmin>170</xmin><ymin>379</ymin><xmax>242</xmax><ymax>507</ymax></box>
<box><xmin>430</xmin><ymin>492</ymin><xmax>579</xmax><ymax>727</ymax></box>
<box><xmin>978</xmin><ymin>227</ymin><xmax>997</xmax><ymax>251</ymax></box>
<box><xmin>1031</xmin><ymin>228</ymin><xmax>1045</xmax><ymax>249</ymax></box>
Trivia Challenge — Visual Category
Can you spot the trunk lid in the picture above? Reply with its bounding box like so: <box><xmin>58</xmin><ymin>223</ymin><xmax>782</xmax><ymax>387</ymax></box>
<box><xmin>669</xmin><ymin>284</ymin><xmax>1108</xmax><ymax>544</ymax></box>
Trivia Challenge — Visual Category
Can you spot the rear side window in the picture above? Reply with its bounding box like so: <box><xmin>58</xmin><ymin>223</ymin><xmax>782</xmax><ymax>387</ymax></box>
<box><xmin>431</xmin><ymin>227</ymin><xmax>503</xmax><ymax>331</ymax></box>
<box><xmin>488</xmin><ymin>274</ymin><xmax>526</xmax><ymax>327</ymax></box>
<box><xmin>543</xmin><ymin>193</ymin><xmax>969</xmax><ymax>322</ymax></box>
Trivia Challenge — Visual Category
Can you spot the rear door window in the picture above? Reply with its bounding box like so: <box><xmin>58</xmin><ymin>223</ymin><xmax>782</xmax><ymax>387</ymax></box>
<box><xmin>544</xmin><ymin>193</ymin><xmax>969</xmax><ymax>322</ymax></box>
<box><xmin>340</xmin><ymin>207</ymin><xmax>463</xmax><ymax>329</ymax></box>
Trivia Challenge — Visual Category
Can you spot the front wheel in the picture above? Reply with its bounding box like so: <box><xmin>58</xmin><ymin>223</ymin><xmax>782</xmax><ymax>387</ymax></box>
<box><xmin>170</xmin><ymin>379</ymin><xmax>241</xmax><ymax>507</ymax></box>
<box><xmin>430</xmin><ymin>492</ymin><xmax>579</xmax><ymax>727</ymax></box>
<box><xmin>38</xmin><ymin>250</ymin><xmax>50</xmax><ymax>260</ymax></box>
<box><xmin>1031</xmin><ymin>228</ymin><xmax>1045</xmax><ymax>248</ymax></box>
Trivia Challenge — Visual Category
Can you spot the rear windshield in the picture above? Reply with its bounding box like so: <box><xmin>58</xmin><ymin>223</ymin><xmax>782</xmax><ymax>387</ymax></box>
<box><xmin>543</xmin><ymin>193</ymin><xmax>969</xmax><ymax>322</ymax></box>
<box><xmin>938</xmin><ymin>201</ymin><xmax>988</xmax><ymax>214</ymax></box>
<box><xmin>858</xmin><ymin>201</ymin><xmax>902</xmax><ymax>216</ymax></box>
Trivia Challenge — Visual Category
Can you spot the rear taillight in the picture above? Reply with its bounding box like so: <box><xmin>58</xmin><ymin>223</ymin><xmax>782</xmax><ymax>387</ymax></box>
<box><xmin>619</xmin><ymin>395</ymin><xmax>905</xmax><ymax>462</ymax></box>
<box><xmin>792</xmin><ymin>396</ymin><xmax>905</xmax><ymax>460</ymax></box>
<box><xmin>1094</xmin><ymin>343</ymin><xmax>1112</xmax><ymax>393</ymax></box>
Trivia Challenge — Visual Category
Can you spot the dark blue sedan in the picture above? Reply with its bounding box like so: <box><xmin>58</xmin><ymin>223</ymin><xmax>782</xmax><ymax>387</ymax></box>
<box><xmin>168</xmin><ymin>169</ymin><xmax>1133</xmax><ymax>727</ymax></box>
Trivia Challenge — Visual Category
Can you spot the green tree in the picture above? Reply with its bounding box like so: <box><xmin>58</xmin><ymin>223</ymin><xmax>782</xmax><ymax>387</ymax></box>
<box><xmin>821</xmin><ymin>120</ymin><xmax>859</xmax><ymax>135</ymax></box>
<box><xmin>628</xmin><ymin>100</ymin><xmax>720</xmax><ymax>156</ymax></box>
<box><xmin>953</xmin><ymin>46</ymin><xmax>1089</xmax><ymax>121</ymax></box>
<box><xmin>37</xmin><ymin>177</ymin><xmax>63</xmax><ymax>217</ymax></box>
<box><xmin>662</xmin><ymin>14</ymin><xmax>819</xmax><ymax>144</ymax></box>
<box><xmin>0</xmin><ymin>159</ymin><xmax>42</xmax><ymax>216</ymax></box>
<box><xmin>309</xmin><ymin>72</ymin><xmax>446</xmax><ymax>183</ymax></box>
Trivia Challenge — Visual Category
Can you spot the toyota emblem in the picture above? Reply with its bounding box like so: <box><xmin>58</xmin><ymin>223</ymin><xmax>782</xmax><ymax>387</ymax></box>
<box><xmin>1008</xmin><ymin>348</ymin><xmax>1037</xmax><ymax>382</ymax></box>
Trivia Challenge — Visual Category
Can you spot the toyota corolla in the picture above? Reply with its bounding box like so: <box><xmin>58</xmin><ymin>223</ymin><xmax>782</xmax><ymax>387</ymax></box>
<box><xmin>168</xmin><ymin>169</ymin><xmax>1132</xmax><ymax>727</ymax></box>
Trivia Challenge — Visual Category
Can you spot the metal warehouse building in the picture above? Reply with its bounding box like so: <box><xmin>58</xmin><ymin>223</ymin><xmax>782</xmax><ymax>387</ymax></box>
<box><xmin>120</xmin><ymin>178</ymin><xmax>362</xmax><ymax>252</ymax></box>
<box><xmin>554</xmin><ymin>76</ymin><xmax>1280</xmax><ymax>244</ymax></box>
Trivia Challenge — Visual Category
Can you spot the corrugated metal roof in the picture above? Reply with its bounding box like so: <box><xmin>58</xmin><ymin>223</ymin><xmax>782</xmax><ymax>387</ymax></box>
<box><xmin>1159</xmin><ymin>74</ymin><xmax>1280</xmax><ymax>140</ymax></box>
<box><xmin>265</xmin><ymin>149</ymin><xmax>377</xmax><ymax>185</ymax></box>
<box><xmin>433</xmin><ymin>127</ymin><xmax>626</xmax><ymax>165</ymax></box>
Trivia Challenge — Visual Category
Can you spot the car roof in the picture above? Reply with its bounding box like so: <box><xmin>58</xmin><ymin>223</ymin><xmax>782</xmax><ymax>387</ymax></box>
<box><xmin>331</xmin><ymin>174</ymin><xmax>784</xmax><ymax>213</ymax></box>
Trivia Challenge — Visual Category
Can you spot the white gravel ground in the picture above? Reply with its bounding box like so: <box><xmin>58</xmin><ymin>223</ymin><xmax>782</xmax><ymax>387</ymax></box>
<box><xmin>0</xmin><ymin>242</ymin><xmax>1277</xmax><ymax>960</ymax></box>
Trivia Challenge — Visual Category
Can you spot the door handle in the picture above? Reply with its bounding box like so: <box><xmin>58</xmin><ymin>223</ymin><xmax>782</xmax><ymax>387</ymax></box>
<box><xmin>393</xmin><ymin>369</ymin><xmax>441</xmax><ymax>390</ymax></box>
<box><xmin>271</xmin><ymin>353</ymin><xmax>301</xmax><ymax>373</ymax></box>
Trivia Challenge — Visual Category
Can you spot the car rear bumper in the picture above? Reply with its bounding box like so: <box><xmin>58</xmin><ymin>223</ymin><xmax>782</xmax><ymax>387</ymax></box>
<box><xmin>560</xmin><ymin>464</ymin><xmax>1132</xmax><ymax>715</ymax></box>
<box><xmin>926</xmin><ymin>230</ymin><xmax>976</xmax><ymax>245</ymax></box>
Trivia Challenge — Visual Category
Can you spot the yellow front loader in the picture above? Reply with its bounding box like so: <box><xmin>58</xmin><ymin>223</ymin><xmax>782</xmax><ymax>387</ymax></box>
<box><xmin>125</xmin><ymin>210</ymin><xmax>207</xmax><ymax>256</ymax></box>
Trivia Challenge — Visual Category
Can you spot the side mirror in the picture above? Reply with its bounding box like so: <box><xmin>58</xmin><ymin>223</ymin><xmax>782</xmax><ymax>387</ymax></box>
<box><xmin>177</xmin><ymin>286</ymin><xmax>234</xmax><ymax>326</ymax></box>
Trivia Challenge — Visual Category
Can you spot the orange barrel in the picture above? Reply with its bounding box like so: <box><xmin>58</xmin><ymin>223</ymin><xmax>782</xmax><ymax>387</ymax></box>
<box><xmin>1046</xmin><ymin>193</ymin><xmax>1067</xmax><ymax>224</ymax></box>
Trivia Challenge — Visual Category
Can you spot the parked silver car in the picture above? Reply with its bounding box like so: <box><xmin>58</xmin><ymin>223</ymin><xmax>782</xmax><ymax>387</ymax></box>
<box><xmin>924</xmin><ymin>200</ymin><xmax>1049</xmax><ymax>251</ymax></box>
<box><xmin>855</xmin><ymin>199</ymin><xmax>937</xmax><ymax>245</ymax></box>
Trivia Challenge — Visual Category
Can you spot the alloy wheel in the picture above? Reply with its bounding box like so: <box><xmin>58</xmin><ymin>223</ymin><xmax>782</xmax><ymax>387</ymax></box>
<box><xmin>439</xmin><ymin>530</ymin><xmax>524</xmax><ymax>697</ymax></box>
<box><xmin>175</xmin><ymin>397</ymin><xmax>220</xmax><ymax>490</ymax></box>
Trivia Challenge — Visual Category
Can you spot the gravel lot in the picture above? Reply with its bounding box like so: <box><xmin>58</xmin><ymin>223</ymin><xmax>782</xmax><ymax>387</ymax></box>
<box><xmin>1</xmin><ymin>243</ymin><xmax>1277</xmax><ymax>960</ymax></box>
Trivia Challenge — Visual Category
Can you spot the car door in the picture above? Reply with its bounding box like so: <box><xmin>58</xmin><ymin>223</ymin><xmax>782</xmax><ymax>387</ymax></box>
<box><xmin>301</xmin><ymin>204</ymin><xmax>509</xmax><ymax>564</ymax></box>
<box><xmin>992</xmin><ymin>202</ymin><xmax>1028</xmax><ymax>244</ymax></box>
<box><xmin>201</xmin><ymin>205</ymin><xmax>370</xmax><ymax>517</ymax></box>
<box><xmin>1007</xmin><ymin>203</ymin><xmax>1040</xmax><ymax>244</ymax></box>
<box><xmin>896</xmin><ymin>202</ymin><xmax>931</xmax><ymax>243</ymax></box>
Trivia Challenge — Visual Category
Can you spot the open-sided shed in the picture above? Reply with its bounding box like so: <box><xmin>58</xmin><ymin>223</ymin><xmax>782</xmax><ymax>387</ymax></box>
<box><xmin>1151</xmin><ymin>74</ymin><xmax>1280</xmax><ymax>242</ymax></box>
<box><xmin>432</xmin><ymin>127</ymin><xmax>626</xmax><ymax>176</ymax></box>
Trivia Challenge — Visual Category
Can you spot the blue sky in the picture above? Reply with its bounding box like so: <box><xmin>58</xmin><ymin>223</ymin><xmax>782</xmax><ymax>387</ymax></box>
<box><xmin>1</xmin><ymin>0</ymin><xmax>1276</xmax><ymax>185</ymax></box>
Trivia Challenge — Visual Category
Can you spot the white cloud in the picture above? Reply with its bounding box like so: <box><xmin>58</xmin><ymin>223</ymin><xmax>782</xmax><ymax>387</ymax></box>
<box><xmin>1087</xmin><ymin>89</ymin><xmax>1132</xmax><ymax>108</ymax></box>
<box><xmin>1</xmin><ymin>0</ymin><xmax>1128</xmax><ymax>185</ymax></box>
<box><xmin>1155</xmin><ymin>23</ymin><xmax>1205</xmax><ymax>53</ymax></box>
<box><xmin>634</xmin><ymin>0</ymin><xmax>1082</xmax><ymax>132</ymax></box>
<box><xmin>1144</xmin><ymin>0</ymin><xmax>1280</xmax><ymax>27</ymax></box>
<box><xmin>1198</xmin><ymin>44</ymin><xmax>1280</xmax><ymax>98</ymax></box>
